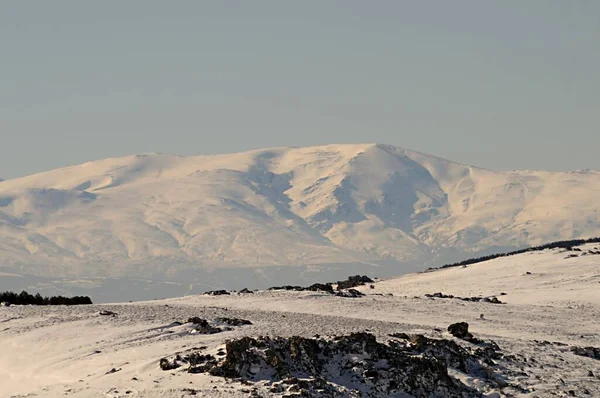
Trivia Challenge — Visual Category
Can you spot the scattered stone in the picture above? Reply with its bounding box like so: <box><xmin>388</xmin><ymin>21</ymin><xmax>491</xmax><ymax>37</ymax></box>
<box><xmin>99</xmin><ymin>310</ymin><xmax>117</xmax><ymax>316</ymax></box>
<box><xmin>106</xmin><ymin>367</ymin><xmax>121</xmax><ymax>374</ymax></box>
<box><xmin>425</xmin><ymin>292</ymin><xmax>504</xmax><ymax>304</ymax></box>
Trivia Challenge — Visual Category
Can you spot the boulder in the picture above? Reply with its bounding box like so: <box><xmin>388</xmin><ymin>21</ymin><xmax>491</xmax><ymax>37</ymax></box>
<box><xmin>448</xmin><ymin>322</ymin><xmax>472</xmax><ymax>340</ymax></box>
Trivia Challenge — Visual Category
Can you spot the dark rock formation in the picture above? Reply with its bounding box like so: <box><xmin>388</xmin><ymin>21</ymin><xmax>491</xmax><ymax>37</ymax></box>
<box><xmin>571</xmin><ymin>346</ymin><xmax>600</xmax><ymax>360</ymax></box>
<box><xmin>238</xmin><ymin>288</ymin><xmax>254</xmax><ymax>294</ymax></box>
<box><xmin>305</xmin><ymin>283</ymin><xmax>334</xmax><ymax>294</ymax></box>
<box><xmin>448</xmin><ymin>322</ymin><xmax>472</xmax><ymax>340</ymax></box>
<box><xmin>335</xmin><ymin>288</ymin><xmax>365</xmax><ymax>298</ymax></box>
<box><xmin>205</xmin><ymin>290</ymin><xmax>230</xmax><ymax>296</ymax></box>
<box><xmin>186</xmin><ymin>317</ymin><xmax>223</xmax><ymax>334</ymax></box>
<box><xmin>216</xmin><ymin>317</ymin><xmax>253</xmax><ymax>326</ymax></box>
<box><xmin>336</xmin><ymin>275</ymin><xmax>374</xmax><ymax>290</ymax></box>
<box><xmin>165</xmin><ymin>332</ymin><xmax>488</xmax><ymax>397</ymax></box>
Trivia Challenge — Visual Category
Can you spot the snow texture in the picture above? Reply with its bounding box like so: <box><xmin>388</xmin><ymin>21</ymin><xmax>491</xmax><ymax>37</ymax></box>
<box><xmin>1</xmin><ymin>245</ymin><xmax>599</xmax><ymax>397</ymax></box>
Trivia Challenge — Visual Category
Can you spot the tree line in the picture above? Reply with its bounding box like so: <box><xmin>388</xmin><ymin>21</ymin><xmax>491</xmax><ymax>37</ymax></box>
<box><xmin>434</xmin><ymin>237</ymin><xmax>600</xmax><ymax>271</ymax></box>
<box><xmin>0</xmin><ymin>290</ymin><xmax>93</xmax><ymax>305</ymax></box>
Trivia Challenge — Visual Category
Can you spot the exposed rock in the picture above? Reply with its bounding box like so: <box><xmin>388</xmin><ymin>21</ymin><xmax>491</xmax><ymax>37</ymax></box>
<box><xmin>216</xmin><ymin>317</ymin><xmax>253</xmax><ymax>326</ymax></box>
<box><xmin>99</xmin><ymin>310</ymin><xmax>117</xmax><ymax>316</ymax></box>
<box><xmin>388</xmin><ymin>332</ymin><xmax>410</xmax><ymax>340</ymax></box>
<box><xmin>187</xmin><ymin>317</ymin><xmax>209</xmax><ymax>325</ymax></box>
<box><xmin>160</xmin><ymin>351</ymin><xmax>217</xmax><ymax>372</ymax></box>
<box><xmin>571</xmin><ymin>346</ymin><xmax>600</xmax><ymax>360</ymax></box>
<box><xmin>160</xmin><ymin>358</ymin><xmax>178</xmax><ymax>371</ymax></box>
<box><xmin>106</xmin><ymin>367</ymin><xmax>121</xmax><ymax>374</ymax></box>
<box><xmin>336</xmin><ymin>275</ymin><xmax>374</xmax><ymax>290</ymax></box>
<box><xmin>481</xmin><ymin>297</ymin><xmax>503</xmax><ymax>304</ymax></box>
<box><xmin>186</xmin><ymin>317</ymin><xmax>223</xmax><ymax>334</ymax></box>
<box><xmin>305</xmin><ymin>283</ymin><xmax>334</xmax><ymax>294</ymax></box>
<box><xmin>238</xmin><ymin>288</ymin><xmax>254</xmax><ymax>294</ymax></box>
<box><xmin>205</xmin><ymin>290</ymin><xmax>230</xmax><ymax>296</ymax></box>
<box><xmin>170</xmin><ymin>332</ymin><xmax>485</xmax><ymax>397</ymax></box>
<box><xmin>268</xmin><ymin>285</ymin><xmax>305</xmax><ymax>292</ymax></box>
<box><xmin>335</xmin><ymin>289</ymin><xmax>365</xmax><ymax>298</ymax></box>
<box><xmin>425</xmin><ymin>292</ymin><xmax>504</xmax><ymax>304</ymax></box>
<box><xmin>448</xmin><ymin>322</ymin><xmax>472</xmax><ymax>340</ymax></box>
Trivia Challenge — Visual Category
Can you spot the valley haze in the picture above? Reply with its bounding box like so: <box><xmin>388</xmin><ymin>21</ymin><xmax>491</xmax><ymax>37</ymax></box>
<box><xmin>1</xmin><ymin>143</ymin><xmax>599</xmax><ymax>301</ymax></box>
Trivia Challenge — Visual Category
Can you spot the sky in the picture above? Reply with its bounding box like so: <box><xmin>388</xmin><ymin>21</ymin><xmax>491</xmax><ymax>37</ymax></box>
<box><xmin>1</xmin><ymin>1</ymin><xmax>599</xmax><ymax>179</ymax></box>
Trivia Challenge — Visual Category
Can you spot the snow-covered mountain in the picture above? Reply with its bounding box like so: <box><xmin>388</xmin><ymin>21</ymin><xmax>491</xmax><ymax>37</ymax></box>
<box><xmin>1</xmin><ymin>144</ymin><xmax>600</xmax><ymax>286</ymax></box>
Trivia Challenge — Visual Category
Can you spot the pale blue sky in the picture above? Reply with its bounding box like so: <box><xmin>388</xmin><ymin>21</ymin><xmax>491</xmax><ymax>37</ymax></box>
<box><xmin>1</xmin><ymin>1</ymin><xmax>599</xmax><ymax>179</ymax></box>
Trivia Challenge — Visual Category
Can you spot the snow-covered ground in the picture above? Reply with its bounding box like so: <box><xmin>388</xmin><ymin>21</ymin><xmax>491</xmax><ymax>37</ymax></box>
<box><xmin>2</xmin><ymin>143</ymin><xmax>600</xmax><ymax>299</ymax></box>
<box><xmin>1</xmin><ymin>245</ymin><xmax>599</xmax><ymax>397</ymax></box>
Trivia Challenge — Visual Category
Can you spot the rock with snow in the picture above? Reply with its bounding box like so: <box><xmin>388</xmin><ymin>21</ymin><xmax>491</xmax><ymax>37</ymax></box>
<box><xmin>199</xmin><ymin>333</ymin><xmax>480</xmax><ymax>397</ymax></box>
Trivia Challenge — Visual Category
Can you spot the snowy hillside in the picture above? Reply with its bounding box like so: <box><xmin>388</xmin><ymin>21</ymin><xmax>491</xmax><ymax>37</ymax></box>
<box><xmin>1</xmin><ymin>144</ymin><xmax>600</xmax><ymax>293</ymax></box>
<box><xmin>1</xmin><ymin>244</ymin><xmax>599</xmax><ymax>397</ymax></box>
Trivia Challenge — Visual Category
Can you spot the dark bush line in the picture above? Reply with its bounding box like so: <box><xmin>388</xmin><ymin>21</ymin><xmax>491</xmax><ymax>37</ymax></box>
<box><xmin>431</xmin><ymin>237</ymin><xmax>600</xmax><ymax>271</ymax></box>
<box><xmin>0</xmin><ymin>290</ymin><xmax>93</xmax><ymax>306</ymax></box>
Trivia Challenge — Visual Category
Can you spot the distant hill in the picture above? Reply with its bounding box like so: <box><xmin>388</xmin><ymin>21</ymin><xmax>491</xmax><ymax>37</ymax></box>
<box><xmin>1</xmin><ymin>143</ymin><xmax>600</xmax><ymax>288</ymax></box>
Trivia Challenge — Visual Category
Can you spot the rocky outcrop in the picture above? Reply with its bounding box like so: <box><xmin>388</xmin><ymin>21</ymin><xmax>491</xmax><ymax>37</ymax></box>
<box><xmin>268</xmin><ymin>283</ymin><xmax>334</xmax><ymax>294</ymax></box>
<box><xmin>335</xmin><ymin>288</ymin><xmax>365</xmax><ymax>298</ymax></box>
<box><xmin>205</xmin><ymin>290</ymin><xmax>230</xmax><ymax>296</ymax></box>
<box><xmin>336</xmin><ymin>275</ymin><xmax>374</xmax><ymax>290</ymax></box>
<box><xmin>186</xmin><ymin>317</ymin><xmax>224</xmax><ymax>334</ymax></box>
<box><xmin>571</xmin><ymin>346</ymin><xmax>600</xmax><ymax>360</ymax></box>
<box><xmin>162</xmin><ymin>332</ymin><xmax>492</xmax><ymax>397</ymax></box>
<box><xmin>216</xmin><ymin>317</ymin><xmax>253</xmax><ymax>326</ymax></box>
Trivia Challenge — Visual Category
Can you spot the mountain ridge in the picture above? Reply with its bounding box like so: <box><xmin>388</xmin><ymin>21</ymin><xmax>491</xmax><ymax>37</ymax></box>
<box><xmin>1</xmin><ymin>143</ymin><xmax>599</xmax><ymax>286</ymax></box>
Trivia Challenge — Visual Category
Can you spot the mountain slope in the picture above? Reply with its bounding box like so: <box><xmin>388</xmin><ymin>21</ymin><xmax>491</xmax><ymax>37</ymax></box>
<box><xmin>1</xmin><ymin>144</ymin><xmax>600</xmax><ymax>283</ymax></box>
<box><xmin>1</xmin><ymin>243</ymin><xmax>599</xmax><ymax>397</ymax></box>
